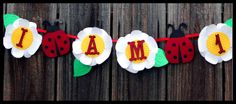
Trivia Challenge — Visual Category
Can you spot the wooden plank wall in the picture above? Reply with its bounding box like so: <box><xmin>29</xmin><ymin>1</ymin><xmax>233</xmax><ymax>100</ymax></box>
<box><xmin>3</xmin><ymin>3</ymin><xmax>233</xmax><ymax>101</ymax></box>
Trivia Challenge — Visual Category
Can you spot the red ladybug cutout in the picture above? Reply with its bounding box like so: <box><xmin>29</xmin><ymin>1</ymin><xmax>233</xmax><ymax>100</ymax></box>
<box><xmin>41</xmin><ymin>20</ymin><xmax>70</xmax><ymax>58</ymax></box>
<box><xmin>164</xmin><ymin>23</ymin><xmax>194</xmax><ymax>63</ymax></box>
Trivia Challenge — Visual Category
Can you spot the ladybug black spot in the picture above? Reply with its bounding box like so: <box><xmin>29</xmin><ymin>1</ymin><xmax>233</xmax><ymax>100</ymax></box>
<box><xmin>173</xmin><ymin>56</ymin><xmax>177</xmax><ymax>59</ymax></box>
<box><xmin>58</xmin><ymin>35</ymin><xmax>61</xmax><ymax>39</ymax></box>
<box><xmin>188</xmin><ymin>48</ymin><xmax>192</xmax><ymax>52</ymax></box>
<box><xmin>64</xmin><ymin>40</ymin><xmax>67</xmax><ymax>44</ymax></box>
<box><xmin>48</xmin><ymin>38</ymin><xmax>52</xmax><ymax>42</ymax></box>
<box><xmin>182</xmin><ymin>42</ymin><xmax>186</xmax><ymax>46</ymax></box>
<box><xmin>184</xmin><ymin>54</ymin><xmax>187</xmax><ymax>58</ymax></box>
<box><xmin>60</xmin><ymin>47</ymin><xmax>64</xmax><ymax>51</ymax></box>
<box><xmin>45</xmin><ymin>45</ymin><xmax>48</xmax><ymax>49</ymax></box>
<box><xmin>51</xmin><ymin>50</ymin><xmax>54</xmax><ymax>53</ymax></box>
<box><xmin>167</xmin><ymin>51</ymin><xmax>171</xmax><ymax>54</ymax></box>
<box><xmin>172</xmin><ymin>43</ymin><xmax>176</xmax><ymax>47</ymax></box>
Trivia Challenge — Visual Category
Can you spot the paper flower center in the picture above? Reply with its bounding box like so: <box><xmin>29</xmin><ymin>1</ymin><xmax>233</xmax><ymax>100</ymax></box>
<box><xmin>206</xmin><ymin>32</ymin><xmax>230</xmax><ymax>56</ymax></box>
<box><xmin>125</xmin><ymin>40</ymin><xmax>150</xmax><ymax>64</ymax></box>
<box><xmin>11</xmin><ymin>27</ymin><xmax>33</xmax><ymax>50</ymax></box>
<box><xmin>81</xmin><ymin>34</ymin><xmax>105</xmax><ymax>58</ymax></box>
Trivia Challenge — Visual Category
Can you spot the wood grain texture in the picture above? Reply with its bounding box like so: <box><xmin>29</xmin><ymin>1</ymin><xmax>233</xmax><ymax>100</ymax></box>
<box><xmin>167</xmin><ymin>3</ymin><xmax>192</xmax><ymax>100</ymax></box>
<box><xmin>56</xmin><ymin>3</ymin><xmax>110</xmax><ymax>101</ymax></box>
<box><xmin>3</xmin><ymin>3</ymin><xmax>233</xmax><ymax>101</ymax></box>
<box><xmin>3</xmin><ymin>3</ymin><xmax>57</xmax><ymax>101</ymax></box>
<box><xmin>111</xmin><ymin>3</ymin><xmax>167</xmax><ymax>101</ymax></box>
<box><xmin>167</xmin><ymin>3</ymin><xmax>224</xmax><ymax>101</ymax></box>
<box><xmin>189</xmin><ymin>4</ymin><xmax>224</xmax><ymax>100</ymax></box>
<box><xmin>223</xmin><ymin>3</ymin><xmax>233</xmax><ymax>101</ymax></box>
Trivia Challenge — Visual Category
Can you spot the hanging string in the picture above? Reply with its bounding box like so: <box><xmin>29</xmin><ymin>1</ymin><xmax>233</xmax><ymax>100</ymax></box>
<box><xmin>37</xmin><ymin>28</ymin><xmax>199</xmax><ymax>43</ymax></box>
<box><xmin>155</xmin><ymin>38</ymin><xmax>169</xmax><ymax>42</ymax></box>
<box><xmin>112</xmin><ymin>39</ymin><xmax>118</xmax><ymax>43</ymax></box>
<box><xmin>185</xmin><ymin>33</ymin><xmax>199</xmax><ymax>39</ymax></box>
<box><xmin>37</xmin><ymin>28</ymin><xmax>47</xmax><ymax>33</ymax></box>
<box><xmin>67</xmin><ymin>34</ymin><xmax>79</xmax><ymax>39</ymax></box>
<box><xmin>37</xmin><ymin>28</ymin><xmax>79</xmax><ymax>39</ymax></box>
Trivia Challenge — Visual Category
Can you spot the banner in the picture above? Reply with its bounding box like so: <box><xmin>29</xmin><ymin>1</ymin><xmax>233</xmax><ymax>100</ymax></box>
<box><xmin>3</xmin><ymin>14</ymin><xmax>232</xmax><ymax>77</ymax></box>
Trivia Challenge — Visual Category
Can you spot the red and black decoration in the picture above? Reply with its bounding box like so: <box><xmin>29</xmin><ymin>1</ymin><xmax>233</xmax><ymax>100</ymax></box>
<box><xmin>41</xmin><ymin>20</ymin><xmax>71</xmax><ymax>58</ymax></box>
<box><xmin>164</xmin><ymin>23</ymin><xmax>194</xmax><ymax>64</ymax></box>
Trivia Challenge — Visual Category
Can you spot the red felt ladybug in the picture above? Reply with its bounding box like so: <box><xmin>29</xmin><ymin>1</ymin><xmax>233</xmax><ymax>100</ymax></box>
<box><xmin>41</xmin><ymin>20</ymin><xmax>71</xmax><ymax>58</ymax></box>
<box><xmin>164</xmin><ymin>23</ymin><xmax>194</xmax><ymax>63</ymax></box>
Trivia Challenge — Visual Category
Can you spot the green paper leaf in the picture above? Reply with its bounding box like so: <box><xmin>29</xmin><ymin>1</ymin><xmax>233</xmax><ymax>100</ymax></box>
<box><xmin>154</xmin><ymin>48</ymin><xmax>168</xmax><ymax>67</ymax></box>
<box><xmin>224</xmin><ymin>18</ymin><xmax>232</xmax><ymax>27</ymax></box>
<box><xmin>73</xmin><ymin>59</ymin><xmax>92</xmax><ymax>77</ymax></box>
<box><xmin>4</xmin><ymin>14</ymin><xmax>20</xmax><ymax>28</ymax></box>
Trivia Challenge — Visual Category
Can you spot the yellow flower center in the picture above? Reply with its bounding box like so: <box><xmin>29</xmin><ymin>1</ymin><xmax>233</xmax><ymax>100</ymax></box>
<box><xmin>125</xmin><ymin>40</ymin><xmax>150</xmax><ymax>64</ymax></box>
<box><xmin>81</xmin><ymin>34</ymin><xmax>105</xmax><ymax>58</ymax></box>
<box><xmin>11</xmin><ymin>27</ymin><xmax>33</xmax><ymax>50</ymax></box>
<box><xmin>206</xmin><ymin>32</ymin><xmax>230</xmax><ymax>56</ymax></box>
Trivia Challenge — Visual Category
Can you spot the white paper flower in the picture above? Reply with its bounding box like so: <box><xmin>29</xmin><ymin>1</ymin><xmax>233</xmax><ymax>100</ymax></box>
<box><xmin>3</xmin><ymin>18</ymin><xmax>42</xmax><ymax>58</ymax></box>
<box><xmin>115</xmin><ymin>30</ymin><xmax>158</xmax><ymax>73</ymax></box>
<box><xmin>198</xmin><ymin>23</ymin><xmax>232</xmax><ymax>64</ymax></box>
<box><xmin>72</xmin><ymin>27</ymin><xmax>112</xmax><ymax>66</ymax></box>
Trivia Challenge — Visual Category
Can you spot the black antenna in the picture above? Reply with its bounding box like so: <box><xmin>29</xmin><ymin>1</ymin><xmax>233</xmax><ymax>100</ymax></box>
<box><xmin>178</xmin><ymin>23</ymin><xmax>187</xmax><ymax>31</ymax></box>
<box><xmin>168</xmin><ymin>23</ymin><xmax>187</xmax><ymax>38</ymax></box>
<box><xmin>167</xmin><ymin>24</ymin><xmax>175</xmax><ymax>33</ymax></box>
<box><xmin>42</xmin><ymin>20</ymin><xmax>60</xmax><ymax>32</ymax></box>
<box><xmin>42</xmin><ymin>20</ymin><xmax>51</xmax><ymax>30</ymax></box>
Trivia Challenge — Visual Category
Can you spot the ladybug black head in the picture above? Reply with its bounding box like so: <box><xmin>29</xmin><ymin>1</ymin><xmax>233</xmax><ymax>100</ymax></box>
<box><xmin>42</xmin><ymin>20</ymin><xmax>60</xmax><ymax>33</ymax></box>
<box><xmin>168</xmin><ymin>23</ymin><xmax>187</xmax><ymax>38</ymax></box>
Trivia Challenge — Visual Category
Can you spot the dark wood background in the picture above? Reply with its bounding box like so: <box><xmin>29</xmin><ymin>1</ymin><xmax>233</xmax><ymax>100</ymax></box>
<box><xmin>3</xmin><ymin>3</ymin><xmax>233</xmax><ymax>101</ymax></box>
